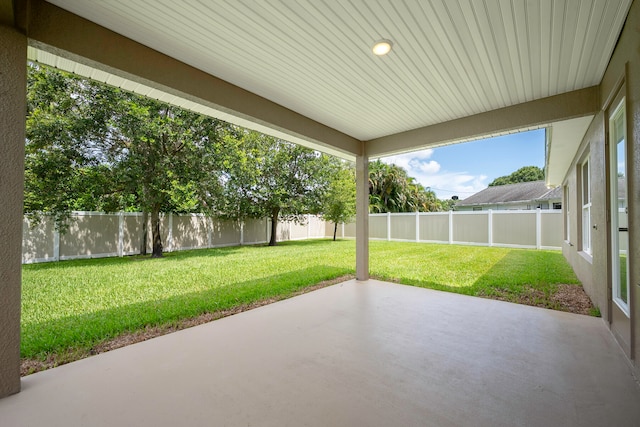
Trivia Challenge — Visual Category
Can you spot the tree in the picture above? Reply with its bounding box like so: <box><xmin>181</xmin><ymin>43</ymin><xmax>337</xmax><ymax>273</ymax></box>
<box><xmin>488</xmin><ymin>166</ymin><xmax>544</xmax><ymax>186</ymax></box>
<box><xmin>25</xmin><ymin>63</ymin><xmax>225</xmax><ymax>257</ymax></box>
<box><xmin>368</xmin><ymin>160</ymin><xmax>442</xmax><ymax>213</ymax></box>
<box><xmin>321</xmin><ymin>162</ymin><xmax>356</xmax><ymax>240</ymax></box>
<box><xmin>218</xmin><ymin>130</ymin><xmax>332</xmax><ymax>246</ymax></box>
<box><xmin>25</xmin><ymin>63</ymin><xmax>118</xmax><ymax>229</ymax></box>
<box><xmin>105</xmin><ymin>94</ymin><xmax>225</xmax><ymax>257</ymax></box>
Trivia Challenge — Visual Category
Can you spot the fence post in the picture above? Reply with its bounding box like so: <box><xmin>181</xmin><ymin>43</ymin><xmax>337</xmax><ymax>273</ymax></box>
<box><xmin>118</xmin><ymin>211</ymin><xmax>124</xmax><ymax>257</ymax></box>
<box><xmin>53</xmin><ymin>225</ymin><xmax>60</xmax><ymax>261</ymax></box>
<box><xmin>167</xmin><ymin>213</ymin><xmax>173</xmax><ymax>252</ymax></box>
<box><xmin>240</xmin><ymin>221</ymin><xmax>244</xmax><ymax>246</ymax></box>
<box><xmin>208</xmin><ymin>217</ymin><xmax>213</xmax><ymax>248</ymax></box>
<box><xmin>415</xmin><ymin>211</ymin><xmax>420</xmax><ymax>242</ymax></box>
<box><xmin>448</xmin><ymin>211</ymin><xmax>453</xmax><ymax>244</ymax></box>
<box><xmin>536</xmin><ymin>208</ymin><xmax>542</xmax><ymax>249</ymax></box>
<box><xmin>307</xmin><ymin>214</ymin><xmax>311</xmax><ymax>239</ymax></box>
<box><xmin>341</xmin><ymin>222</ymin><xmax>345</xmax><ymax>238</ymax></box>
<box><xmin>387</xmin><ymin>212</ymin><xmax>391</xmax><ymax>241</ymax></box>
<box><xmin>488</xmin><ymin>209</ymin><xmax>493</xmax><ymax>247</ymax></box>
<box><xmin>266</xmin><ymin>218</ymin><xmax>270</xmax><ymax>243</ymax></box>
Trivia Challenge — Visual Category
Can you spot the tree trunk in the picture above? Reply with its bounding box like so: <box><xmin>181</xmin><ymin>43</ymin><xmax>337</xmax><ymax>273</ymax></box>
<box><xmin>151</xmin><ymin>210</ymin><xmax>163</xmax><ymax>257</ymax></box>
<box><xmin>333</xmin><ymin>222</ymin><xmax>338</xmax><ymax>241</ymax></box>
<box><xmin>268</xmin><ymin>207</ymin><xmax>279</xmax><ymax>246</ymax></box>
<box><xmin>140</xmin><ymin>211</ymin><xmax>148</xmax><ymax>255</ymax></box>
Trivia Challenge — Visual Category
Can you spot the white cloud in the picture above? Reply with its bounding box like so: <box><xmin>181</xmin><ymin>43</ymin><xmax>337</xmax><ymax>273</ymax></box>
<box><xmin>380</xmin><ymin>150</ymin><xmax>488</xmax><ymax>199</ymax></box>
<box><xmin>382</xmin><ymin>149</ymin><xmax>441</xmax><ymax>175</ymax></box>
<box><xmin>424</xmin><ymin>172</ymin><xmax>488</xmax><ymax>199</ymax></box>
<box><xmin>417</xmin><ymin>160</ymin><xmax>441</xmax><ymax>174</ymax></box>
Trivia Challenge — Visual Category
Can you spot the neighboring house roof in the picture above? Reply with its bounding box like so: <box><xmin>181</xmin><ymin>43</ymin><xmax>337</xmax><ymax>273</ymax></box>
<box><xmin>538</xmin><ymin>185</ymin><xmax>563</xmax><ymax>201</ymax></box>
<box><xmin>457</xmin><ymin>181</ymin><xmax>560</xmax><ymax>206</ymax></box>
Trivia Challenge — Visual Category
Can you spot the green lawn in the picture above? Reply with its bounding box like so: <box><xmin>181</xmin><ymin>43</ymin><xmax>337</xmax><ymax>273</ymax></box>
<box><xmin>22</xmin><ymin>239</ymin><xmax>581</xmax><ymax>362</ymax></box>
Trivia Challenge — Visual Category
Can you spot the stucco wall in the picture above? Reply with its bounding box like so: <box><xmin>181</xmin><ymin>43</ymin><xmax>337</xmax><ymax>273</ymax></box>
<box><xmin>0</xmin><ymin>25</ymin><xmax>26</xmax><ymax>398</ymax></box>
<box><xmin>562</xmin><ymin>117</ymin><xmax>604</xmax><ymax>316</ymax></box>
<box><xmin>562</xmin><ymin>0</ymin><xmax>640</xmax><ymax>367</ymax></box>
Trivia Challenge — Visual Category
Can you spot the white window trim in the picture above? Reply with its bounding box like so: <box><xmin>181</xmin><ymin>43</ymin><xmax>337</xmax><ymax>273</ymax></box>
<box><xmin>581</xmin><ymin>158</ymin><xmax>591</xmax><ymax>255</ymax></box>
<box><xmin>564</xmin><ymin>185</ymin><xmax>570</xmax><ymax>243</ymax></box>
<box><xmin>609</xmin><ymin>97</ymin><xmax>629</xmax><ymax>315</ymax></box>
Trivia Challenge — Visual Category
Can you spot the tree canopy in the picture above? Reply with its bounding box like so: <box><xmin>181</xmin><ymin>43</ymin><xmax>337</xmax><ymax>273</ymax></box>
<box><xmin>218</xmin><ymin>130</ymin><xmax>333</xmax><ymax>246</ymax></box>
<box><xmin>321</xmin><ymin>162</ymin><xmax>356</xmax><ymax>240</ymax></box>
<box><xmin>488</xmin><ymin>166</ymin><xmax>545</xmax><ymax>186</ymax></box>
<box><xmin>26</xmin><ymin>64</ymin><xmax>226</xmax><ymax>256</ymax></box>
<box><xmin>368</xmin><ymin>160</ymin><xmax>443</xmax><ymax>213</ymax></box>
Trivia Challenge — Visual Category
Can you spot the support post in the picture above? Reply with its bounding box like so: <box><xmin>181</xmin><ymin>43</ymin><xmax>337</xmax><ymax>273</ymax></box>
<box><xmin>0</xmin><ymin>24</ymin><xmax>26</xmax><ymax>398</ymax></box>
<box><xmin>448</xmin><ymin>210</ymin><xmax>454</xmax><ymax>244</ymax></box>
<box><xmin>387</xmin><ymin>212</ymin><xmax>391</xmax><ymax>241</ymax></box>
<box><xmin>356</xmin><ymin>151</ymin><xmax>369</xmax><ymax>281</ymax></box>
<box><xmin>416</xmin><ymin>211</ymin><xmax>420</xmax><ymax>242</ymax></box>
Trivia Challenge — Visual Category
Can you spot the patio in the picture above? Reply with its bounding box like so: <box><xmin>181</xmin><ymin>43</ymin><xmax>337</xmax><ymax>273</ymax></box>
<box><xmin>1</xmin><ymin>279</ymin><xmax>638</xmax><ymax>426</ymax></box>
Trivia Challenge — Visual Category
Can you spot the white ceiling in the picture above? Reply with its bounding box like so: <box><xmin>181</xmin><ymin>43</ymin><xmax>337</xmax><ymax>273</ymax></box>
<box><xmin>46</xmin><ymin>0</ymin><xmax>632</xmax><ymax>142</ymax></box>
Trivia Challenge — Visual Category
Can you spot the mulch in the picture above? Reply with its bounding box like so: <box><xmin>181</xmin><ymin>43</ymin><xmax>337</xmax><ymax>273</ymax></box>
<box><xmin>478</xmin><ymin>284</ymin><xmax>595</xmax><ymax>316</ymax></box>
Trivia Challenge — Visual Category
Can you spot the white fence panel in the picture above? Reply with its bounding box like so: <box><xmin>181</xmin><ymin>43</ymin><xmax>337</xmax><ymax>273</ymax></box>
<box><xmin>23</xmin><ymin>210</ymin><xmax>563</xmax><ymax>264</ymax></box>
<box><xmin>341</xmin><ymin>209</ymin><xmax>563</xmax><ymax>250</ymax></box>
<box><xmin>23</xmin><ymin>213</ymin><xmax>326</xmax><ymax>263</ymax></box>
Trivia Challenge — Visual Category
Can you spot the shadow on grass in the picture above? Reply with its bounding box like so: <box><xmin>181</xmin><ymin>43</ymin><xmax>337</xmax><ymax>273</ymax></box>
<box><xmin>22</xmin><ymin>239</ymin><xmax>348</xmax><ymax>272</ymax></box>
<box><xmin>22</xmin><ymin>265</ymin><xmax>352</xmax><ymax>359</ymax></box>
<box><xmin>21</xmin><ymin>245</ymin><xmax>246</xmax><ymax>272</ymax></box>
<box><xmin>259</xmin><ymin>238</ymin><xmax>344</xmax><ymax>248</ymax></box>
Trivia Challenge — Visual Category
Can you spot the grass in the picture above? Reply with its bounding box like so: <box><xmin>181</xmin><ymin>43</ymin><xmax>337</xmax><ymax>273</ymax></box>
<box><xmin>370</xmin><ymin>241</ymin><xmax>580</xmax><ymax>297</ymax></box>
<box><xmin>22</xmin><ymin>239</ymin><xmax>582</xmax><ymax>363</ymax></box>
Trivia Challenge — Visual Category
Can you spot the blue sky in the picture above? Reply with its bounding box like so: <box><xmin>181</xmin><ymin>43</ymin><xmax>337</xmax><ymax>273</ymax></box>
<box><xmin>380</xmin><ymin>129</ymin><xmax>546</xmax><ymax>200</ymax></box>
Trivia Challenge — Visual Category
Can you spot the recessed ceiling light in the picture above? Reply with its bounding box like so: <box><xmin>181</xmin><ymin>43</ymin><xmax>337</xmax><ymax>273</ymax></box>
<box><xmin>372</xmin><ymin>39</ymin><xmax>393</xmax><ymax>56</ymax></box>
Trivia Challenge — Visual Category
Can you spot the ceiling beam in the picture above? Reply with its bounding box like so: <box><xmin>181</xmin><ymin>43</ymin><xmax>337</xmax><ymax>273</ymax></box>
<box><xmin>365</xmin><ymin>86</ymin><xmax>600</xmax><ymax>158</ymax></box>
<box><xmin>23</xmin><ymin>0</ymin><xmax>361</xmax><ymax>158</ymax></box>
<box><xmin>0</xmin><ymin>0</ymin><xmax>14</xmax><ymax>26</ymax></box>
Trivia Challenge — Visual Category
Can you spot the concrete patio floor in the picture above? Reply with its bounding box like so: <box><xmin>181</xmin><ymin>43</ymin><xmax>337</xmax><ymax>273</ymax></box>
<box><xmin>1</xmin><ymin>279</ymin><xmax>639</xmax><ymax>426</ymax></box>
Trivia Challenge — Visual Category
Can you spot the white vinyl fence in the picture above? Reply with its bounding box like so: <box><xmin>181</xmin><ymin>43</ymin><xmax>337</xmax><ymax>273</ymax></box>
<box><xmin>22</xmin><ymin>212</ymin><xmax>327</xmax><ymax>264</ymax></box>
<box><xmin>338</xmin><ymin>209</ymin><xmax>563</xmax><ymax>250</ymax></box>
<box><xmin>23</xmin><ymin>209</ymin><xmax>563</xmax><ymax>264</ymax></box>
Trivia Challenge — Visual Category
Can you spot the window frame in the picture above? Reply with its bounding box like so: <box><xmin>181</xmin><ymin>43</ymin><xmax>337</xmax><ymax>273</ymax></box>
<box><xmin>564</xmin><ymin>185</ymin><xmax>570</xmax><ymax>242</ymax></box>
<box><xmin>609</xmin><ymin>97</ymin><xmax>629</xmax><ymax>314</ymax></box>
<box><xmin>580</xmin><ymin>157</ymin><xmax>591</xmax><ymax>255</ymax></box>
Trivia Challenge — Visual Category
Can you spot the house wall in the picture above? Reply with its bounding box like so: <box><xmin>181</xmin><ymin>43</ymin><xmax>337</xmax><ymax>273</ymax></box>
<box><xmin>562</xmin><ymin>0</ymin><xmax>640</xmax><ymax>371</ymax></box>
<box><xmin>562</xmin><ymin>119</ymin><xmax>604</xmax><ymax>313</ymax></box>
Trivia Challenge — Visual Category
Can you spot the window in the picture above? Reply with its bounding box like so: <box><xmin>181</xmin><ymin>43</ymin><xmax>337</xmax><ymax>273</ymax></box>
<box><xmin>472</xmin><ymin>207</ymin><xmax>482</xmax><ymax>211</ymax></box>
<box><xmin>553</xmin><ymin>202</ymin><xmax>562</xmax><ymax>210</ymax></box>
<box><xmin>581</xmin><ymin>158</ymin><xmax>591</xmax><ymax>255</ymax></box>
<box><xmin>564</xmin><ymin>185</ymin><xmax>570</xmax><ymax>242</ymax></box>
<box><xmin>609</xmin><ymin>97</ymin><xmax>629</xmax><ymax>312</ymax></box>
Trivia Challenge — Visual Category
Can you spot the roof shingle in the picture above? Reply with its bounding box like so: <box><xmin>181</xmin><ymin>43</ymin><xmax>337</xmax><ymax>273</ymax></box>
<box><xmin>457</xmin><ymin>181</ymin><xmax>559</xmax><ymax>206</ymax></box>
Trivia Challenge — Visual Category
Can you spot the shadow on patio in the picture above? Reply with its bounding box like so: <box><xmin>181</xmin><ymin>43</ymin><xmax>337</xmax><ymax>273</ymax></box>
<box><xmin>2</xmin><ymin>279</ymin><xmax>639</xmax><ymax>426</ymax></box>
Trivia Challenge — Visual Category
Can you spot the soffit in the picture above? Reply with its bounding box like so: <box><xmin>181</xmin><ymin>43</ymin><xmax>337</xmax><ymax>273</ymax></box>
<box><xmin>545</xmin><ymin>115</ymin><xmax>594</xmax><ymax>186</ymax></box>
<box><xmin>45</xmin><ymin>0</ymin><xmax>632</xmax><ymax>142</ymax></box>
